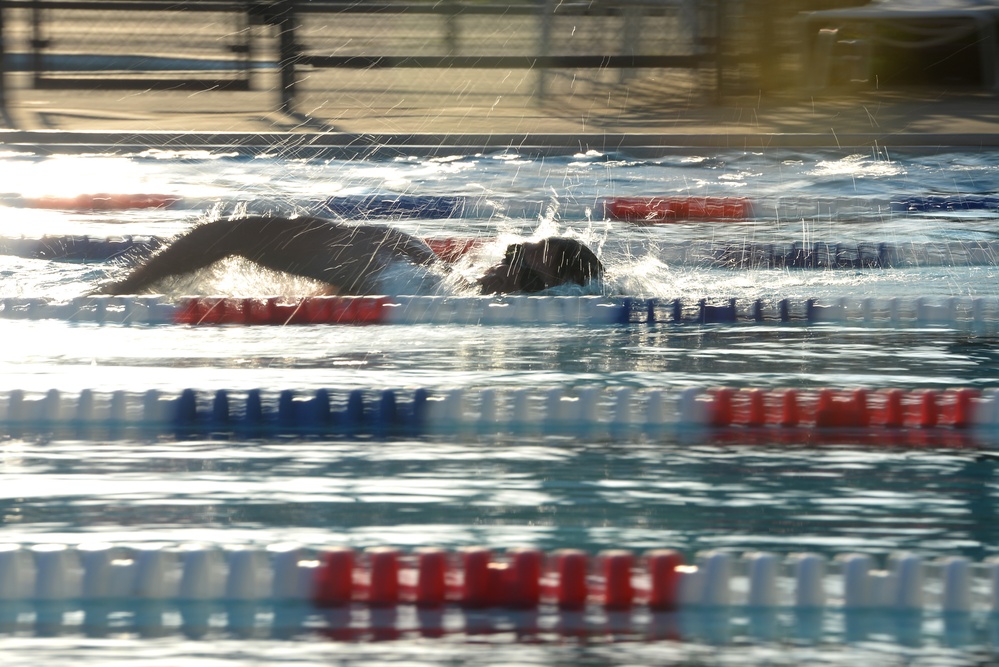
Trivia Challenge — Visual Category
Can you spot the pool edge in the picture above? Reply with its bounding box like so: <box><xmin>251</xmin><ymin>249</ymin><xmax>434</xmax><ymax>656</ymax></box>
<box><xmin>2</xmin><ymin>130</ymin><xmax>999</xmax><ymax>154</ymax></box>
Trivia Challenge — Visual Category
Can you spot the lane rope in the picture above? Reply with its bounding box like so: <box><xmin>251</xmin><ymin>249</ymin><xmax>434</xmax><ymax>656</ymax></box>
<box><xmin>0</xmin><ymin>193</ymin><xmax>185</xmax><ymax>210</ymax></box>
<box><xmin>0</xmin><ymin>235</ymin><xmax>164</xmax><ymax>262</ymax></box>
<box><xmin>0</xmin><ymin>544</ymin><xmax>993</xmax><ymax>618</ymax></box>
<box><xmin>5</xmin><ymin>295</ymin><xmax>999</xmax><ymax>329</ymax></box>
<box><xmin>1</xmin><ymin>386</ymin><xmax>997</xmax><ymax>443</ymax></box>
<box><xmin>4</xmin><ymin>193</ymin><xmax>999</xmax><ymax>220</ymax></box>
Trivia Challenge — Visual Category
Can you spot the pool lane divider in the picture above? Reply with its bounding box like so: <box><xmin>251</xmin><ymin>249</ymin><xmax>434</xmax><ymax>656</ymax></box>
<box><xmin>4</xmin><ymin>193</ymin><xmax>999</xmax><ymax>220</ymax></box>
<box><xmin>7</xmin><ymin>235</ymin><xmax>999</xmax><ymax>268</ymax></box>
<box><xmin>0</xmin><ymin>193</ymin><xmax>186</xmax><ymax>210</ymax></box>
<box><xmin>0</xmin><ymin>235</ymin><xmax>164</xmax><ymax>262</ymax></box>
<box><xmin>7</xmin><ymin>295</ymin><xmax>999</xmax><ymax>329</ymax></box>
<box><xmin>0</xmin><ymin>235</ymin><xmax>480</xmax><ymax>264</ymax></box>
<box><xmin>2</xmin><ymin>386</ymin><xmax>998</xmax><ymax>443</ymax></box>
<box><xmin>1</xmin><ymin>544</ymin><xmax>997</xmax><ymax>620</ymax></box>
<box><xmin>599</xmin><ymin>194</ymin><xmax>999</xmax><ymax>221</ymax></box>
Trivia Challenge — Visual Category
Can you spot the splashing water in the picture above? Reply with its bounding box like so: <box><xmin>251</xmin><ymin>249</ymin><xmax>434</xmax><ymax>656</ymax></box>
<box><xmin>2</xmin><ymin>146</ymin><xmax>999</xmax><ymax>665</ymax></box>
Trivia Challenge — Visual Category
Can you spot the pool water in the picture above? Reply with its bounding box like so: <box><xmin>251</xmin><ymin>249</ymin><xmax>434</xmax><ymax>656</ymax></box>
<box><xmin>3</xmin><ymin>146</ymin><xmax>999</xmax><ymax>664</ymax></box>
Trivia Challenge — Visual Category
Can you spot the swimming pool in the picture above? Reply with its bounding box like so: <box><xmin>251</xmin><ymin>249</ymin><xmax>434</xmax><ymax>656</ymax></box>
<box><xmin>2</xmin><ymin>144</ymin><xmax>999</xmax><ymax>664</ymax></box>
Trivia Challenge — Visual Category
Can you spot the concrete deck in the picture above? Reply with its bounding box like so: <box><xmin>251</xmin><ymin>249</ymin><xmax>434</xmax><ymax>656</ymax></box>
<box><xmin>2</xmin><ymin>69</ymin><xmax>999</xmax><ymax>147</ymax></box>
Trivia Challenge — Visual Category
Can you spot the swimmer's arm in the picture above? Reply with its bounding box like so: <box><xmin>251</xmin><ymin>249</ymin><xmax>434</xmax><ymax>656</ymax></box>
<box><xmin>379</xmin><ymin>228</ymin><xmax>483</xmax><ymax>291</ymax></box>
<box><xmin>387</xmin><ymin>230</ymin><xmax>444</xmax><ymax>268</ymax></box>
<box><xmin>99</xmin><ymin>219</ymin><xmax>248</xmax><ymax>294</ymax></box>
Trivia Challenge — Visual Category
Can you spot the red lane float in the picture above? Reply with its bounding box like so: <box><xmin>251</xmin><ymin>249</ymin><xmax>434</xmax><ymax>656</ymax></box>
<box><xmin>312</xmin><ymin>546</ymin><xmax>685</xmax><ymax>610</ymax></box>
<box><xmin>600</xmin><ymin>196</ymin><xmax>753</xmax><ymax>222</ymax></box>
<box><xmin>175</xmin><ymin>296</ymin><xmax>389</xmax><ymax>325</ymax></box>
<box><xmin>706</xmin><ymin>387</ymin><xmax>979</xmax><ymax>431</ymax></box>
<box><xmin>423</xmin><ymin>237</ymin><xmax>484</xmax><ymax>261</ymax></box>
<box><xmin>166</xmin><ymin>295</ymin><xmax>631</xmax><ymax>327</ymax></box>
<box><xmin>20</xmin><ymin>193</ymin><xmax>184</xmax><ymax>210</ymax></box>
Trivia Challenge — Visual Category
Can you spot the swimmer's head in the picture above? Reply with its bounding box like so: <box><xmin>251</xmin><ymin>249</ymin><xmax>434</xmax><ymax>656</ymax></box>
<box><xmin>477</xmin><ymin>237</ymin><xmax>603</xmax><ymax>294</ymax></box>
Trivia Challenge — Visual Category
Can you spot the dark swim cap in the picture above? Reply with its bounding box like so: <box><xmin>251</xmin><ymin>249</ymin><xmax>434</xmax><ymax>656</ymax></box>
<box><xmin>537</xmin><ymin>237</ymin><xmax>604</xmax><ymax>287</ymax></box>
<box><xmin>497</xmin><ymin>237</ymin><xmax>603</xmax><ymax>294</ymax></box>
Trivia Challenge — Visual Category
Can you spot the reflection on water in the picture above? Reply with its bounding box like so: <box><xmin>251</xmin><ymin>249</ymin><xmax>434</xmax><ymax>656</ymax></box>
<box><xmin>1</xmin><ymin>320</ymin><xmax>998</xmax><ymax>394</ymax></box>
<box><xmin>1</xmin><ymin>602</ymin><xmax>999</xmax><ymax>656</ymax></box>
<box><xmin>1</xmin><ymin>435</ymin><xmax>998</xmax><ymax>661</ymax></box>
<box><xmin>3</xmin><ymin>149</ymin><xmax>999</xmax><ymax>663</ymax></box>
<box><xmin>2</xmin><ymin>439</ymin><xmax>997</xmax><ymax>561</ymax></box>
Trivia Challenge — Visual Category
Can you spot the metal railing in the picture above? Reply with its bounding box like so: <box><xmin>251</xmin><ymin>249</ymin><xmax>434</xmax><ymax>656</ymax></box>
<box><xmin>280</xmin><ymin>0</ymin><xmax>717</xmax><ymax>111</ymax></box>
<box><xmin>0</xmin><ymin>0</ymin><xmax>792</xmax><ymax>118</ymax></box>
<box><xmin>6</xmin><ymin>0</ymin><xmax>255</xmax><ymax>90</ymax></box>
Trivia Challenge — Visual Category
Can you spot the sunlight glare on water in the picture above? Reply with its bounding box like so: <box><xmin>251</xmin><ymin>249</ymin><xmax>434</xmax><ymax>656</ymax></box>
<box><xmin>3</xmin><ymin>147</ymin><xmax>999</xmax><ymax>663</ymax></box>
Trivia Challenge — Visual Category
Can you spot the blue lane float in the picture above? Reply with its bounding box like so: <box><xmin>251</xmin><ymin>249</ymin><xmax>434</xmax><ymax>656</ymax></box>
<box><xmin>322</xmin><ymin>194</ymin><xmax>466</xmax><ymax>219</ymax></box>
<box><xmin>890</xmin><ymin>195</ymin><xmax>999</xmax><ymax>213</ymax></box>
<box><xmin>0</xmin><ymin>388</ymin><xmax>426</xmax><ymax>439</ymax></box>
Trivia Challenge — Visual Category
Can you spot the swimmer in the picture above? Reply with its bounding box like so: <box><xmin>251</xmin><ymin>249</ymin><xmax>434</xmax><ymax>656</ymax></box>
<box><xmin>100</xmin><ymin>216</ymin><xmax>603</xmax><ymax>296</ymax></box>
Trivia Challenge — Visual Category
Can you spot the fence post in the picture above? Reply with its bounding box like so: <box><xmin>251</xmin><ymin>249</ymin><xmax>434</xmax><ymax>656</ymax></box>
<box><xmin>443</xmin><ymin>0</ymin><xmax>458</xmax><ymax>55</ymax></box>
<box><xmin>0</xmin><ymin>0</ymin><xmax>7</xmax><ymax>125</ymax></box>
<box><xmin>535</xmin><ymin>0</ymin><xmax>554</xmax><ymax>101</ymax></box>
<box><xmin>276</xmin><ymin>0</ymin><xmax>299</xmax><ymax>113</ymax></box>
<box><xmin>713</xmin><ymin>0</ymin><xmax>725</xmax><ymax>100</ymax></box>
<box><xmin>619</xmin><ymin>3</ymin><xmax>640</xmax><ymax>84</ymax></box>
<box><xmin>754</xmin><ymin>0</ymin><xmax>779</xmax><ymax>91</ymax></box>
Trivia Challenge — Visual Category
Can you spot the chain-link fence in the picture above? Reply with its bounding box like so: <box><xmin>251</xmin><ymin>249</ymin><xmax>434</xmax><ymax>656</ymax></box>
<box><xmin>0</xmin><ymin>0</ymin><xmax>872</xmax><ymax>121</ymax></box>
<box><xmin>2</xmin><ymin>0</ymin><xmax>256</xmax><ymax>90</ymax></box>
<box><xmin>286</xmin><ymin>2</ymin><xmax>719</xmax><ymax>113</ymax></box>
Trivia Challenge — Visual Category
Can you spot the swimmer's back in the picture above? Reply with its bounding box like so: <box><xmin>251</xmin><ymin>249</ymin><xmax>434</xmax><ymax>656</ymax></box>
<box><xmin>102</xmin><ymin>216</ymin><xmax>441</xmax><ymax>296</ymax></box>
<box><xmin>230</xmin><ymin>217</ymin><xmax>439</xmax><ymax>294</ymax></box>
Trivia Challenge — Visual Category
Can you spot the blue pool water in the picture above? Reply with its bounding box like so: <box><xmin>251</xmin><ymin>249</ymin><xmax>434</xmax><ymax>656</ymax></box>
<box><xmin>3</xmin><ymin>145</ymin><xmax>999</xmax><ymax>664</ymax></box>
